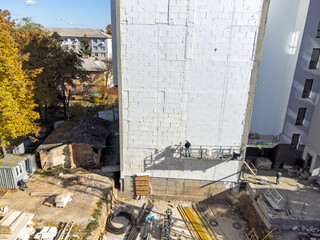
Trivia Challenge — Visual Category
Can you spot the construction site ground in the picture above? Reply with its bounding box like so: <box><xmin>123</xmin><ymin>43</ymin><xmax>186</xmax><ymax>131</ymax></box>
<box><xmin>104</xmin><ymin>198</ymin><xmax>248</xmax><ymax>240</ymax></box>
<box><xmin>244</xmin><ymin>169</ymin><xmax>320</xmax><ymax>219</ymax></box>
<box><xmin>0</xmin><ymin>170</ymin><xmax>113</xmax><ymax>228</ymax></box>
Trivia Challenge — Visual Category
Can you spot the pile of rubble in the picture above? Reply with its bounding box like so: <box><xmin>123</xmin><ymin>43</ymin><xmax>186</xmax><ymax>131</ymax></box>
<box><xmin>292</xmin><ymin>225</ymin><xmax>320</xmax><ymax>233</ymax></box>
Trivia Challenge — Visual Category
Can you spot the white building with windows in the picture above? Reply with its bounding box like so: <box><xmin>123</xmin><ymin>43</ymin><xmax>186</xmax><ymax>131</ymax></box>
<box><xmin>45</xmin><ymin>28</ymin><xmax>112</xmax><ymax>59</ymax></box>
<box><xmin>249</xmin><ymin>0</ymin><xmax>320</xmax><ymax>180</ymax></box>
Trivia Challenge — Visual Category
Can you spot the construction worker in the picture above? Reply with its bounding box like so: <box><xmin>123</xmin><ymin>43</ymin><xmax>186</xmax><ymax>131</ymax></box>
<box><xmin>185</xmin><ymin>140</ymin><xmax>191</xmax><ymax>157</ymax></box>
<box><xmin>276</xmin><ymin>170</ymin><xmax>282</xmax><ymax>185</ymax></box>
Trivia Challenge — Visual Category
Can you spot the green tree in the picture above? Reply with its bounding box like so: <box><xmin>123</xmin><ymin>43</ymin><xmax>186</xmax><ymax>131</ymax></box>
<box><xmin>0</xmin><ymin>10</ymin><xmax>40</xmax><ymax>154</ymax></box>
<box><xmin>79</xmin><ymin>34</ymin><xmax>92</xmax><ymax>56</ymax></box>
<box><xmin>22</xmin><ymin>31</ymin><xmax>86</xmax><ymax>121</ymax></box>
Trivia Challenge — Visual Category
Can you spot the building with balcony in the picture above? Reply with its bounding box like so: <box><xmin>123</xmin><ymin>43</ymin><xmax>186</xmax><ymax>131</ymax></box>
<box><xmin>249</xmin><ymin>0</ymin><xmax>320</xmax><ymax>180</ymax></box>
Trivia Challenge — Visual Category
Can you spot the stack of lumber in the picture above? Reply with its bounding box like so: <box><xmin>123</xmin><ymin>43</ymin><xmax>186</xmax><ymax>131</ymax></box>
<box><xmin>135</xmin><ymin>175</ymin><xmax>150</xmax><ymax>195</ymax></box>
<box><xmin>0</xmin><ymin>210</ymin><xmax>35</xmax><ymax>240</ymax></box>
<box><xmin>55</xmin><ymin>191</ymin><xmax>71</xmax><ymax>208</ymax></box>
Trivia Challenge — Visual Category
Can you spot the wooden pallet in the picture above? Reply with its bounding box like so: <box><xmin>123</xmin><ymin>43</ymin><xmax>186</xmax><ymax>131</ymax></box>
<box><xmin>246</xmin><ymin>228</ymin><xmax>259</xmax><ymax>240</ymax></box>
<box><xmin>135</xmin><ymin>175</ymin><xmax>150</xmax><ymax>195</ymax></box>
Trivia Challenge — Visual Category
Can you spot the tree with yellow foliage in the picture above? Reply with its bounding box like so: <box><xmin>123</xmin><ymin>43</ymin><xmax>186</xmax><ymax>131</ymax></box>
<box><xmin>0</xmin><ymin>10</ymin><xmax>40</xmax><ymax>154</ymax></box>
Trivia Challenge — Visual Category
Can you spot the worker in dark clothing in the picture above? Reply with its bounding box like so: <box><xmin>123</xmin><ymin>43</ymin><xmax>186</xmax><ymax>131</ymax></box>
<box><xmin>185</xmin><ymin>140</ymin><xmax>191</xmax><ymax>157</ymax></box>
<box><xmin>279</xmin><ymin>161</ymin><xmax>284</xmax><ymax>170</ymax></box>
<box><xmin>276</xmin><ymin>170</ymin><xmax>282</xmax><ymax>185</ymax></box>
<box><xmin>18</xmin><ymin>179</ymin><xmax>27</xmax><ymax>191</ymax></box>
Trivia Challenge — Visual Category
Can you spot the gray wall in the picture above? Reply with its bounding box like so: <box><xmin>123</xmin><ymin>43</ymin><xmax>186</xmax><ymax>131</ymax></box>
<box><xmin>110</xmin><ymin>0</ymin><xmax>118</xmax><ymax>86</ymax></box>
<box><xmin>250</xmin><ymin>0</ymin><xmax>309</xmax><ymax>135</ymax></box>
<box><xmin>281</xmin><ymin>0</ymin><xmax>320</xmax><ymax>145</ymax></box>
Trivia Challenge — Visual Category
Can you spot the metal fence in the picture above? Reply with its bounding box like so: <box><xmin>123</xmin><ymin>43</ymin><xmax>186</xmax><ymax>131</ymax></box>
<box><xmin>247</xmin><ymin>133</ymin><xmax>281</xmax><ymax>147</ymax></box>
<box><xmin>177</xmin><ymin>143</ymin><xmax>242</xmax><ymax>160</ymax></box>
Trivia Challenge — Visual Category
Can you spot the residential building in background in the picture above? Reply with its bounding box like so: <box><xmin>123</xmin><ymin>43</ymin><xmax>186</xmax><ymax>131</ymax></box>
<box><xmin>65</xmin><ymin>57</ymin><xmax>113</xmax><ymax>95</ymax></box>
<box><xmin>45</xmin><ymin>28</ymin><xmax>112</xmax><ymax>59</ymax></box>
<box><xmin>112</xmin><ymin>0</ymin><xmax>269</xmax><ymax>197</ymax></box>
<box><xmin>249</xmin><ymin>0</ymin><xmax>320</xmax><ymax>180</ymax></box>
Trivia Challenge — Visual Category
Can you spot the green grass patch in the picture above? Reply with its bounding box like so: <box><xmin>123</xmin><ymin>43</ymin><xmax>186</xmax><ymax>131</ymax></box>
<box><xmin>85</xmin><ymin>197</ymin><xmax>106</xmax><ymax>237</ymax></box>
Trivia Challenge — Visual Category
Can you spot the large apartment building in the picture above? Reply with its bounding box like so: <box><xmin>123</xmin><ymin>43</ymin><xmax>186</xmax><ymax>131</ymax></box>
<box><xmin>45</xmin><ymin>28</ymin><xmax>112</xmax><ymax>59</ymax></box>
<box><xmin>112</xmin><ymin>0</ymin><xmax>269</xmax><ymax>197</ymax></box>
<box><xmin>249</xmin><ymin>0</ymin><xmax>320</xmax><ymax>180</ymax></box>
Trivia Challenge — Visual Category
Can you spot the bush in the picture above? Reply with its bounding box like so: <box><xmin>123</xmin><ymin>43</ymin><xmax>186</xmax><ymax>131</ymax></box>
<box><xmin>86</xmin><ymin>220</ymin><xmax>99</xmax><ymax>234</ymax></box>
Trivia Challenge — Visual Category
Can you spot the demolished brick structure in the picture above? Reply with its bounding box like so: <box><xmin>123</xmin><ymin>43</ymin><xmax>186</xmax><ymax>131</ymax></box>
<box><xmin>37</xmin><ymin>117</ymin><xmax>110</xmax><ymax>170</ymax></box>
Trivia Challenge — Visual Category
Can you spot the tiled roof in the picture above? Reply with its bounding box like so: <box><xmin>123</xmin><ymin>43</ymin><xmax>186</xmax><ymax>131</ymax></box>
<box><xmin>81</xmin><ymin>57</ymin><xmax>110</xmax><ymax>72</ymax></box>
<box><xmin>44</xmin><ymin>28</ymin><xmax>111</xmax><ymax>39</ymax></box>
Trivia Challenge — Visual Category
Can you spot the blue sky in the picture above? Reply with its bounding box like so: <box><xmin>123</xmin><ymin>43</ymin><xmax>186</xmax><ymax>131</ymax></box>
<box><xmin>0</xmin><ymin>0</ymin><xmax>111</xmax><ymax>30</ymax></box>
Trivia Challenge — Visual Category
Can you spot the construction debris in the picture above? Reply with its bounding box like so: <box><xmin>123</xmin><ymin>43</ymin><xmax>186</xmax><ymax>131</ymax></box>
<box><xmin>55</xmin><ymin>222</ymin><xmax>74</xmax><ymax>240</ymax></box>
<box><xmin>0</xmin><ymin>210</ymin><xmax>35</xmax><ymax>240</ymax></box>
<box><xmin>255</xmin><ymin>158</ymin><xmax>272</xmax><ymax>170</ymax></box>
<box><xmin>55</xmin><ymin>191</ymin><xmax>71</xmax><ymax>208</ymax></box>
<box><xmin>246</xmin><ymin>228</ymin><xmax>259</xmax><ymax>240</ymax></box>
<box><xmin>34</xmin><ymin>227</ymin><xmax>58</xmax><ymax>240</ymax></box>
<box><xmin>159</xmin><ymin>209</ymin><xmax>173</xmax><ymax>240</ymax></box>
<box><xmin>126</xmin><ymin>202</ymin><xmax>154</xmax><ymax>240</ymax></box>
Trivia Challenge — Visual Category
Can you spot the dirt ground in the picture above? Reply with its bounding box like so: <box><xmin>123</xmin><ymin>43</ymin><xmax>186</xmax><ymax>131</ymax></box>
<box><xmin>0</xmin><ymin>171</ymin><xmax>113</xmax><ymax>228</ymax></box>
<box><xmin>245</xmin><ymin>169</ymin><xmax>320</xmax><ymax>220</ymax></box>
<box><xmin>104</xmin><ymin>198</ymin><xmax>248</xmax><ymax>240</ymax></box>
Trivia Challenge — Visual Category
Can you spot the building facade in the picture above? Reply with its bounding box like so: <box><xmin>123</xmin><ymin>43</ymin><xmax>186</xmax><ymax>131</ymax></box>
<box><xmin>45</xmin><ymin>28</ymin><xmax>112</xmax><ymax>59</ymax></box>
<box><xmin>249</xmin><ymin>0</ymin><xmax>320</xmax><ymax>178</ymax></box>
<box><xmin>112</xmin><ymin>0</ymin><xmax>269</xmax><ymax>197</ymax></box>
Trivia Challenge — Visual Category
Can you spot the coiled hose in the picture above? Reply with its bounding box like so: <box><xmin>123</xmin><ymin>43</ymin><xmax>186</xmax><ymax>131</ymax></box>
<box><xmin>106</xmin><ymin>211</ymin><xmax>136</xmax><ymax>234</ymax></box>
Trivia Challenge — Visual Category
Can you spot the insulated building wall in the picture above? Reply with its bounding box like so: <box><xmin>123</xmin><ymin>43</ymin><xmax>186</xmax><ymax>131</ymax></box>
<box><xmin>115</xmin><ymin>0</ymin><xmax>266</xmax><ymax>191</ymax></box>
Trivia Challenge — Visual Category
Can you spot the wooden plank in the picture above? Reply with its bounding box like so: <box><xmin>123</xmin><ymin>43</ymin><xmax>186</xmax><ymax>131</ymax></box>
<box><xmin>135</xmin><ymin>185</ymin><xmax>150</xmax><ymax>190</ymax></box>
<box><xmin>136</xmin><ymin>190</ymin><xmax>150</xmax><ymax>195</ymax></box>
<box><xmin>30</xmin><ymin>192</ymin><xmax>58</xmax><ymax>196</ymax></box>
<box><xmin>135</xmin><ymin>175</ymin><xmax>149</xmax><ymax>181</ymax></box>
<box><xmin>243</xmin><ymin>161</ymin><xmax>257</xmax><ymax>176</ymax></box>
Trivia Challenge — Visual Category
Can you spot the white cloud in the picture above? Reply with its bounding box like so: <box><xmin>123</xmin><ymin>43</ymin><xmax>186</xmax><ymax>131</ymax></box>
<box><xmin>56</xmin><ymin>17</ymin><xmax>66</xmax><ymax>21</ymax></box>
<box><xmin>25</xmin><ymin>0</ymin><xmax>37</xmax><ymax>6</ymax></box>
<box><xmin>69</xmin><ymin>22</ymin><xmax>76</xmax><ymax>25</ymax></box>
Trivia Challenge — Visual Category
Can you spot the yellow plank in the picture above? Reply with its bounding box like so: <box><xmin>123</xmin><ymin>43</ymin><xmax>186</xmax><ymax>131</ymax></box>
<box><xmin>183</xmin><ymin>207</ymin><xmax>212</xmax><ymax>240</ymax></box>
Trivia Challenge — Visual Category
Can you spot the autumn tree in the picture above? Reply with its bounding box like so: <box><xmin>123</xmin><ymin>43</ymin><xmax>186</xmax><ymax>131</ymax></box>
<box><xmin>106</xmin><ymin>24</ymin><xmax>112</xmax><ymax>35</ymax></box>
<box><xmin>79</xmin><ymin>34</ymin><xmax>92</xmax><ymax>56</ymax></box>
<box><xmin>0</xmin><ymin>10</ymin><xmax>40</xmax><ymax>154</ymax></box>
<box><xmin>22</xmin><ymin>31</ymin><xmax>86</xmax><ymax>121</ymax></box>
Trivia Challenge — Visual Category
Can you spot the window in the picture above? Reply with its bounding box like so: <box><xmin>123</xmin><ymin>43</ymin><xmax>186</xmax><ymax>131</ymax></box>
<box><xmin>15</xmin><ymin>164</ymin><xmax>23</xmax><ymax>177</ymax></box>
<box><xmin>309</xmin><ymin>49</ymin><xmax>320</xmax><ymax>69</ymax></box>
<box><xmin>93</xmin><ymin>46</ymin><xmax>98</xmax><ymax>50</ymax></box>
<box><xmin>290</xmin><ymin>134</ymin><xmax>300</xmax><ymax>150</ymax></box>
<box><xmin>100</xmin><ymin>46</ymin><xmax>105</xmax><ymax>51</ymax></box>
<box><xmin>95</xmin><ymin>53</ymin><xmax>98</xmax><ymax>57</ymax></box>
<box><xmin>302</xmin><ymin>79</ymin><xmax>313</xmax><ymax>98</ymax></box>
<box><xmin>101</xmin><ymin>53</ymin><xmax>106</xmax><ymax>57</ymax></box>
<box><xmin>82</xmin><ymin>85</ymin><xmax>88</xmax><ymax>91</ymax></box>
<box><xmin>317</xmin><ymin>21</ymin><xmax>320</xmax><ymax>38</ymax></box>
<box><xmin>63</xmin><ymin>45</ymin><xmax>68</xmax><ymax>50</ymax></box>
<box><xmin>93</xmin><ymin>39</ymin><xmax>97</xmax><ymax>43</ymax></box>
<box><xmin>295</xmin><ymin>108</ymin><xmax>307</xmax><ymax>125</ymax></box>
